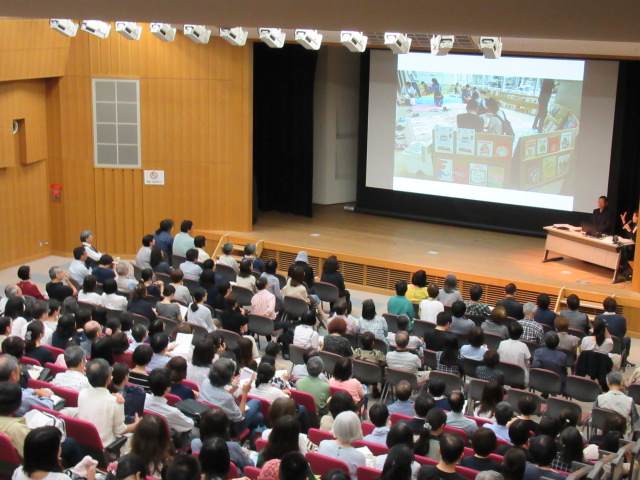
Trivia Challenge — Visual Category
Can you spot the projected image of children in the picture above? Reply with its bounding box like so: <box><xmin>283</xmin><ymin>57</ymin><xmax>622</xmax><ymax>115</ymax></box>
<box><xmin>393</xmin><ymin>55</ymin><xmax>583</xmax><ymax>196</ymax></box>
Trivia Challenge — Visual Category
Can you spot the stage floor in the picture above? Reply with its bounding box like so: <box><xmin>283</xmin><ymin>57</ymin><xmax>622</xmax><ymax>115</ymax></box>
<box><xmin>245</xmin><ymin>204</ymin><xmax>639</xmax><ymax>299</ymax></box>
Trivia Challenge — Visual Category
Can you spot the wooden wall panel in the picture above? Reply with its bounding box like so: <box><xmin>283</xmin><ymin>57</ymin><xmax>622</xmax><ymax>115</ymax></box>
<box><xmin>0</xmin><ymin>20</ymin><xmax>70</xmax><ymax>82</ymax></box>
<box><xmin>0</xmin><ymin>79</ymin><xmax>51</xmax><ymax>267</ymax></box>
<box><xmin>48</xmin><ymin>24</ymin><xmax>253</xmax><ymax>256</ymax></box>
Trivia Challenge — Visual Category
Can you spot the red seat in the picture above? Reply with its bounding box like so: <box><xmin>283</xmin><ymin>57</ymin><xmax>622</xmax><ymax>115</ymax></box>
<box><xmin>290</xmin><ymin>389</ymin><xmax>318</xmax><ymax>416</ymax></box>
<box><xmin>353</xmin><ymin>440</ymin><xmax>388</xmax><ymax>456</ymax></box>
<box><xmin>357</xmin><ymin>466</ymin><xmax>382</xmax><ymax>480</ymax></box>
<box><xmin>60</xmin><ymin>412</ymin><xmax>117</xmax><ymax>467</ymax></box>
<box><xmin>244</xmin><ymin>467</ymin><xmax>261</xmax><ymax>480</ymax></box>
<box><xmin>305</xmin><ymin>452</ymin><xmax>350</xmax><ymax>476</ymax></box>
<box><xmin>443</xmin><ymin>425</ymin><xmax>468</xmax><ymax>445</ymax></box>
<box><xmin>414</xmin><ymin>455</ymin><xmax>438</xmax><ymax>466</ymax></box>
<box><xmin>21</xmin><ymin>356</ymin><xmax>42</xmax><ymax>367</ymax></box>
<box><xmin>330</xmin><ymin>385</ymin><xmax>352</xmax><ymax>397</ymax></box>
<box><xmin>44</xmin><ymin>362</ymin><xmax>67</xmax><ymax>378</ymax></box>
<box><xmin>466</xmin><ymin>415</ymin><xmax>493</xmax><ymax>428</ymax></box>
<box><xmin>166</xmin><ymin>393</ymin><xmax>181</xmax><ymax>406</ymax></box>
<box><xmin>456</xmin><ymin>466</ymin><xmax>479</xmax><ymax>480</ymax></box>
<box><xmin>43</xmin><ymin>345</ymin><xmax>65</xmax><ymax>357</ymax></box>
<box><xmin>0</xmin><ymin>432</ymin><xmax>21</xmax><ymax>480</ymax></box>
<box><xmin>27</xmin><ymin>378</ymin><xmax>79</xmax><ymax>407</ymax></box>
<box><xmin>463</xmin><ymin>448</ymin><xmax>503</xmax><ymax>464</ymax></box>
<box><xmin>361</xmin><ymin>422</ymin><xmax>375</xmax><ymax>436</ymax></box>
<box><xmin>308</xmin><ymin>428</ymin><xmax>334</xmax><ymax>446</ymax></box>
<box><xmin>227</xmin><ymin>462</ymin><xmax>239</xmax><ymax>479</ymax></box>
<box><xmin>247</xmin><ymin>395</ymin><xmax>272</xmax><ymax>426</ymax></box>
<box><xmin>182</xmin><ymin>379</ymin><xmax>199</xmax><ymax>392</ymax></box>
<box><xmin>390</xmin><ymin>412</ymin><xmax>412</xmax><ymax>425</ymax></box>
<box><xmin>113</xmin><ymin>351</ymin><xmax>134</xmax><ymax>368</ymax></box>
<box><xmin>256</xmin><ymin>438</ymin><xmax>268</xmax><ymax>451</ymax></box>
<box><xmin>496</xmin><ymin>437</ymin><xmax>511</xmax><ymax>450</ymax></box>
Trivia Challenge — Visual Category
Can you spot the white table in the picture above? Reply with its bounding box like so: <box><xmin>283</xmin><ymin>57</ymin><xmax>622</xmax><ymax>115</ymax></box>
<box><xmin>542</xmin><ymin>225</ymin><xmax>634</xmax><ymax>283</ymax></box>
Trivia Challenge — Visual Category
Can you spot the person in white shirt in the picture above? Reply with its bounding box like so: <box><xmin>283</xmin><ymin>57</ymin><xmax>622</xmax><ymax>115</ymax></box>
<box><xmin>101</xmin><ymin>278</ymin><xmax>128</xmax><ymax>311</ymax></box>
<box><xmin>594</xmin><ymin>371</ymin><xmax>639</xmax><ymax>434</ymax></box>
<box><xmin>194</xmin><ymin>236</ymin><xmax>211</xmax><ymax>263</ymax></box>
<box><xmin>179</xmin><ymin>249</ymin><xmax>203</xmax><ymax>281</ymax></box>
<box><xmin>173</xmin><ymin>220</ymin><xmax>195</xmax><ymax>258</ymax></box>
<box><xmin>248</xmin><ymin>362</ymin><xmax>290</xmax><ymax>403</ymax></box>
<box><xmin>386</xmin><ymin>332</ymin><xmax>429</xmax><ymax>384</ymax></box>
<box><xmin>144</xmin><ymin>368</ymin><xmax>194</xmax><ymax>433</ymax></box>
<box><xmin>251</xmin><ymin>278</ymin><xmax>276</xmax><ymax>320</ymax></box>
<box><xmin>127</xmin><ymin>324</ymin><xmax>148</xmax><ymax>353</ymax></box>
<box><xmin>80</xmin><ymin>230</ymin><xmax>103</xmax><ymax>266</ymax></box>
<box><xmin>186</xmin><ymin>289</ymin><xmax>216</xmax><ymax>332</ymax></box>
<box><xmin>419</xmin><ymin>284</ymin><xmax>444</xmax><ymax>323</ymax></box>
<box><xmin>136</xmin><ymin>234</ymin><xmax>155</xmax><ymax>269</ymax></box>
<box><xmin>293</xmin><ymin>311</ymin><xmax>319</xmax><ymax>349</ymax></box>
<box><xmin>497</xmin><ymin>321</ymin><xmax>531</xmax><ymax>384</ymax></box>
<box><xmin>115</xmin><ymin>262</ymin><xmax>136</xmax><ymax>293</ymax></box>
<box><xmin>77</xmin><ymin>275</ymin><xmax>103</xmax><ymax>306</ymax></box>
<box><xmin>387</xmin><ymin>315</ymin><xmax>423</xmax><ymax>355</ymax></box>
<box><xmin>78</xmin><ymin>358</ymin><xmax>140</xmax><ymax>446</ymax></box>
<box><xmin>5</xmin><ymin>297</ymin><xmax>28</xmax><ymax>338</ymax></box>
<box><xmin>217</xmin><ymin>242</ymin><xmax>239</xmax><ymax>274</ymax></box>
<box><xmin>51</xmin><ymin>346</ymin><xmax>90</xmax><ymax>392</ymax></box>
<box><xmin>68</xmin><ymin>246</ymin><xmax>92</xmax><ymax>286</ymax></box>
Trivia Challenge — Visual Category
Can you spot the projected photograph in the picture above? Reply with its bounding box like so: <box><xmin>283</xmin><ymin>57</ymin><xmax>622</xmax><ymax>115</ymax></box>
<box><xmin>393</xmin><ymin>54</ymin><xmax>584</xmax><ymax>199</ymax></box>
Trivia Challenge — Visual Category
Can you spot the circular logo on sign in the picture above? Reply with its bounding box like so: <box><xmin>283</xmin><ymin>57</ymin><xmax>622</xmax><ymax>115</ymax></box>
<box><xmin>150</xmin><ymin>171</ymin><xmax>158</xmax><ymax>180</ymax></box>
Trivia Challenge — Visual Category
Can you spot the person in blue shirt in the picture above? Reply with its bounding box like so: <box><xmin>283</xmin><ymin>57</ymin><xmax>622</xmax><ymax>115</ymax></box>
<box><xmin>596</xmin><ymin>297</ymin><xmax>632</xmax><ymax>366</ymax></box>
<box><xmin>154</xmin><ymin>219</ymin><xmax>174</xmax><ymax>261</ymax></box>
<box><xmin>533</xmin><ymin>293</ymin><xmax>556</xmax><ymax>329</ymax></box>
<box><xmin>387</xmin><ymin>380</ymin><xmax>416</xmax><ymax>417</ymax></box>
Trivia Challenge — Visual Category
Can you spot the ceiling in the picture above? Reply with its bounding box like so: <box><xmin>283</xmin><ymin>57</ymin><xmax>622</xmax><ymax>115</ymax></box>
<box><xmin>2</xmin><ymin>0</ymin><xmax>640</xmax><ymax>58</ymax></box>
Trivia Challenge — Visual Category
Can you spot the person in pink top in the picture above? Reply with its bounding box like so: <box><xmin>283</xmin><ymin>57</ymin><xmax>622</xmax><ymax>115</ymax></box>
<box><xmin>329</xmin><ymin>357</ymin><xmax>367</xmax><ymax>407</ymax></box>
<box><xmin>251</xmin><ymin>278</ymin><xmax>276</xmax><ymax>320</ymax></box>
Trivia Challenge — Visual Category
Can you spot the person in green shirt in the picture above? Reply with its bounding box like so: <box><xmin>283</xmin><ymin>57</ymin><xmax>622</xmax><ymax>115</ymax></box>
<box><xmin>295</xmin><ymin>356</ymin><xmax>330</xmax><ymax>413</ymax></box>
<box><xmin>387</xmin><ymin>280</ymin><xmax>416</xmax><ymax>325</ymax></box>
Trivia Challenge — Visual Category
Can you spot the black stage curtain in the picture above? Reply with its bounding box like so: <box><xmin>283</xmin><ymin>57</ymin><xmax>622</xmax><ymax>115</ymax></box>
<box><xmin>610</xmin><ymin>61</ymin><xmax>640</xmax><ymax>218</ymax></box>
<box><xmin>253</xmin><ymin>43</ymin><xmax>318</xmax><ymax>217</ymax></box>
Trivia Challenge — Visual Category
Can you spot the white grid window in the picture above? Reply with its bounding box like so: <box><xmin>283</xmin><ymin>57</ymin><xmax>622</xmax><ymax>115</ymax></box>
<box><xmin>92</xmin><ymin>79</ymin><xmax>141</xmax><ymax>168</ymax></box>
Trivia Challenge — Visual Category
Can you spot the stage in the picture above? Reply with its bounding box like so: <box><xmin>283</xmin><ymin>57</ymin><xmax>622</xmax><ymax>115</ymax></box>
<box><xmin>199</xmin><ymin>204</ymin><xmax>640</xmax><ymax>333</ymax></box>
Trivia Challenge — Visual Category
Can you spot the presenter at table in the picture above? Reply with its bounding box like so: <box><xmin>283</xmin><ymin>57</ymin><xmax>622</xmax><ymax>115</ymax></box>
<box><xmin>591</xmin><ymin>195</ymin><xmax>614</xmax><ymax>235</ymax></box>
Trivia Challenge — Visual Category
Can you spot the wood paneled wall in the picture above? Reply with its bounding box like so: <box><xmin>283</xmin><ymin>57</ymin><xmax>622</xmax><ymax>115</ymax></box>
<box><xmin>0</xmin><ymin>80</ymin><xmax>51</xmax><ymax>267</ymax></box>
<box><xmin>0</xmin><ymin>20</ymin><xmax>70</xmax><ymax>82</ymax></box>
<box><xmin>48</xmin><ymin>24</ymin><xmax>253</xmax><ymax>256</ymax></box>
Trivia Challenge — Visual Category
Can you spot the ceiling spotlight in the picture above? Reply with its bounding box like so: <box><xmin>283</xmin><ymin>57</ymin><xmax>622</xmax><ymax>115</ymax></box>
<box><xmin>479</xmin><ymin>37</ymin><xmax>502</xmax><ymax>59</ymax></box>
<box><xmin>184</xmin><ymin>25</ymin><xmax>211</xmax><ymax>44</ymax></box>
<box><xmin>115</xmin><ymin>22</ymin><xmax>141</xmax><ymax>40</ymax></box>
<box><xmin>150</xmin><ymin>23</ymin><xmax>176</xmax><ymax>42</ymax></box>
<box><xmin>384</xmin><ymin>32</ymin><xmax>411</xmax><ymax>54</ymax></box>
<box><xmin>81</xmin><ymin>20</ymin><xmax>111</xmax><ymax>39</ymax></box>
<box><xmin>340</xmin><ymin>31</ymin><xmax>367</xmax><ymax>53</ymax></box>
<box><xmin>220</xmin><ymin>27</ymin><xmax>248</xmax><ymax>46</ymax></box>
<box><xmin>50</xmin><ymin>19</ymin><xmax>78</xmax><ymax>37</ymax></box>
<box><xmin>295</xmin><ymin>29</ymin><xmax>322</xmax><ymax>50</ymax></box>
<box><xmin>259</xmin><ymin>28</ymin><xmax>286</xmax><ymax>48</ymax></box>
<box><xmin>430</xmin><ymin>35</ymin><xmax>454</xmax><ymax>55</ymax></box>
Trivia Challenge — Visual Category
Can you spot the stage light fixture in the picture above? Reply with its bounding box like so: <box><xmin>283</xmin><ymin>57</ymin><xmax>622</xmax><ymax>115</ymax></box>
<box><xmin>81</xmin><ymin>20</ymin><xmax>111</xmax><ymax>39</ymax></box>
<box><xmin>430</xmin><ymin>35</ymin><xmax>454</xmax><ymax>55</ymax></box>
<box><xmin>259</xmin><ymin>28</ymin><xmax>286</xmax><ymax>48</ymax></box>
<box><xmin>220</xmin><ymin>27</ymin><xmax>248</xmax><ymax>46</ymax></box>
<box><xmin>479</xmin><ymin>36</ymin><xmax>502</xmax><ymax>59</ymax></box>
<box><xmin>384</xmin><ymin>32</ymin><xmax>411</xmax><ymax>54</ymax></box>
<box><xmin>115</xmin><ymin>22</ymin><xmax>141</xmax><ymax>40</ymax></box>
<box><xmin>50</xmin><ymin>19</ymin><xmax>78</xmax><ymax>37</ymax></box>
<box><xmin>150</xmin><ymin>23</ymin><xmax>176</xmax><ymax>42</ymax></box>
<box><xmin>295</xmin><ymin>29</ymin><xmax>322</xmax><ymax>50</ymax></box>
<box><xmin>184</xmin><ymin>25</ymin><xmax>211</xmax><ymax>44</ymax></box>
<box><xmin>340</xmin><ymin>31</ymin><xmax>367</xmax><ymax>53</ymax></box>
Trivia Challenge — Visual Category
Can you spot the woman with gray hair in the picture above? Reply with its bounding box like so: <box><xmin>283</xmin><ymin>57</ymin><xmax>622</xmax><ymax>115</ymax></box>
<box><xmin>317</xmin><ymin>411</ymin><xmax>365</xmax><ymax>480</ymax></box>
<box><xmin>437</xmin><ymin>274</ymin><xmax>463</xmax><ymax>307</ymax></box>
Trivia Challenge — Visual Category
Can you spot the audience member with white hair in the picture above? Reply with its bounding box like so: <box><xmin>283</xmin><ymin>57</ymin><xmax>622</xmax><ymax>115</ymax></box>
<box><xmin>317</xmin><ymin>411</ymin><xmax>365</xmax><ymax>479</ymax></box>
<box><xmin>518</xmin><ymin>302</ymin><xmax>544</xmax><ymax>344</ymax></box>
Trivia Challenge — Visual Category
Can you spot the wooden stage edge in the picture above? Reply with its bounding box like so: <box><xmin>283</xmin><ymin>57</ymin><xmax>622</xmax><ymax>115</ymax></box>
<box><xmin>196</xmin><ymin>204</ymin><xmax>640</xmax><ymax>336</ymax></box>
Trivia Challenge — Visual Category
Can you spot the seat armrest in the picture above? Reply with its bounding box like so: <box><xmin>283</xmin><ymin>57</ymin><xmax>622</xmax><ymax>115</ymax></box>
<box><xmin>105</xmin><ymin>436</ymin><xmax>128</xmax><ymax>456</ymax></box>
